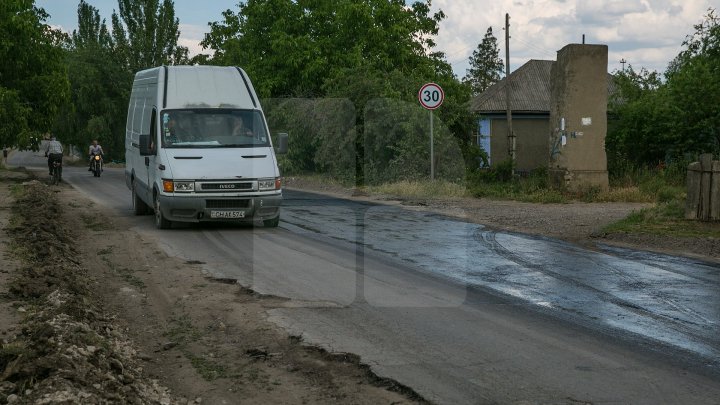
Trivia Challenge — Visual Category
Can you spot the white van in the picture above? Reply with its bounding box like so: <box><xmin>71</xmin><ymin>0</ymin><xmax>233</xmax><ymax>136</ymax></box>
<box><xmin>124</xmin><ymin>65</ymin><xmax>287</xmax><ymax>229</ymax></box>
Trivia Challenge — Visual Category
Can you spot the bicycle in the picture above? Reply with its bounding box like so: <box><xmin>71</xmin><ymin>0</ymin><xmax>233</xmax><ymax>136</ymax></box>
<box><xmin>48</xmin><ymin>155</ymin><xmax>62</xmax><ymax>186</ymax></box>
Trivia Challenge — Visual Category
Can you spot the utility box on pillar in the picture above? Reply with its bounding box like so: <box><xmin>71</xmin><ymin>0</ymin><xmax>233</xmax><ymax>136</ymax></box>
<box><xmin>548</xmin><ymin>44</ymin><xmax>609</xmax><ymax>191</ymax></box>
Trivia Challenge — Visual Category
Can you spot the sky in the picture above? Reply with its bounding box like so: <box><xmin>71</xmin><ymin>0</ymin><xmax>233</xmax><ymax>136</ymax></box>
<box><xmin>36</xmin><ymin>0</ymin><xmax>720</xmax><ymax>78</ymax></box>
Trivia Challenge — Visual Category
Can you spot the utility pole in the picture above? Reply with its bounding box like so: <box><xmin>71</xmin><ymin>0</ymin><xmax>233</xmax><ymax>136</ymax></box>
<box><xmin>620</xmin><ymin>58</ymin><xmax>627</xmax><ymax>72</ymax></box>
<box><xmin>505</xmin><ymin>13</ymin><xmax>515</xmax><ymax>175</ymax></box>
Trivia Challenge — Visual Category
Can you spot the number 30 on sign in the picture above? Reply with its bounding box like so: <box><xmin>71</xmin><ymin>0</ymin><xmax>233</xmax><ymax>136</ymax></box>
<box><xmin>418</xmin><ymin>83</ymin><xmax>444</xmax><ymax>110</ymax></box>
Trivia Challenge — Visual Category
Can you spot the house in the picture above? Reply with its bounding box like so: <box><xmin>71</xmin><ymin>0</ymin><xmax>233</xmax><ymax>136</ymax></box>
<box><xmin>469</xmin><ymin>60</ymin><xmax>553</xmax><ymax>172</ymax></box>
<box><xmin>470</xmin><ymin>57</ymin><xmax>616</xmax><ymax>174</ymax></box>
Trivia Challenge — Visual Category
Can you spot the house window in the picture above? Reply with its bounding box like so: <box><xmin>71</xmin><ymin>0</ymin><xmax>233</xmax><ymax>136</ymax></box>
<box><xmin>478</xmin><ymin>118</ymin><xmax>491</xmax><ymax>166</ymax></box>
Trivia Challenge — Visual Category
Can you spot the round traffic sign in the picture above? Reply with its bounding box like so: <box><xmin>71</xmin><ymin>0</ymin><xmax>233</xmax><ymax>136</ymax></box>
<box><xmin>418</xmin><ymin>83</ymin><xmax>444</xmax><ymax>110</ymax></box>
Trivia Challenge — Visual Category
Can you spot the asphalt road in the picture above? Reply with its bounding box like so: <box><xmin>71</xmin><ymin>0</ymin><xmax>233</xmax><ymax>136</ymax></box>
<box><xmin>8</xmin><ymin>148</ymin><xmax>720</xmax><ymax>404</ymax></box>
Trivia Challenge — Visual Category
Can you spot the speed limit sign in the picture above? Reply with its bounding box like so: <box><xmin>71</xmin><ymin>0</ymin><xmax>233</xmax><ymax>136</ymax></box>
<box><xmin>418</xmin><ymin>83</ymin><xmax>444</xmax><ymax>110</ymax></box>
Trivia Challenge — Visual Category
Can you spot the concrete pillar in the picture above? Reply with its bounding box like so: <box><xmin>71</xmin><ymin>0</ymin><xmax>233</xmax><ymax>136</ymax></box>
<box><xmin>685</xmin><ymin>161</ymin><xmax>702</xmax><ymax>219</ymax></box>
<box><xmin>548</xmin><ymin>44</ymin><xmax>609</xmax><ymax>191</ymax></box>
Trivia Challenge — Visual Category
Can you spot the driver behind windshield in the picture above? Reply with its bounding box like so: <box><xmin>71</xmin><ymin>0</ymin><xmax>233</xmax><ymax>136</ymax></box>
<box><xmin>230</xmin><ymin>116</ymin><xmax>254</xmax><ymax>138</ymax></box>
<box><xmin>163</xmin><ymin>113</ymin><xmax>193</xmax><ymax>144</ymax></box>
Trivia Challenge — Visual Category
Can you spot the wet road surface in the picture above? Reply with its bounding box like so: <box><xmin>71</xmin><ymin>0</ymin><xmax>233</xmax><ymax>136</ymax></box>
<box><xmin>282</xmin><ymin>191</ymin><xmax>720</xmax><ymax>363</ymax></box>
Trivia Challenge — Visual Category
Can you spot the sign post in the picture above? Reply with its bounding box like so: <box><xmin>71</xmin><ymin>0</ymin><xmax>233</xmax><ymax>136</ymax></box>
<box><xmin>418</xmin><ymin>83</ymin><xmax>444</xmax><ymax>180</ymax></box>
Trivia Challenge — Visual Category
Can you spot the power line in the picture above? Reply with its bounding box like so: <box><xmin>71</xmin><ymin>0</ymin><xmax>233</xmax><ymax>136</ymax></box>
<box><xmin>447</xmin><ymin>36</ymin><xmax>556</xmax><ymax>70</ymax></box>
<box><xmin>512</xmin><ymin>36</ymin><xmax>556</xmax><ymax>59</ymax></box>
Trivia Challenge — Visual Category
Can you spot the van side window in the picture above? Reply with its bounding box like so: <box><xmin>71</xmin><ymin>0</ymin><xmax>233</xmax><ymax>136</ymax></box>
<box><xmin>149</xmin><ymin>109</ymin><xmax>157</xmax><ymax>154</ymax></box>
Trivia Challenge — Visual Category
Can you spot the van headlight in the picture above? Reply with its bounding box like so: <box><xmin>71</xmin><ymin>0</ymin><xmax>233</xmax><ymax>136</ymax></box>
<box><xmin>258</xmin><ymin>178</ymin><xmax>279</xmax><ymax>191</ymax></box>
<box><xmin>173</xmin><ymin>181</ymin><xmax>195</xmax><ymax>192</ymax></box>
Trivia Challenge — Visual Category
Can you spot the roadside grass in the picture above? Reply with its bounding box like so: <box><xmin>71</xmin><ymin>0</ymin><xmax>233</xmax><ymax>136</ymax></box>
<box><xmin>601</xmin><ymin>200</ymin><xmax>720</xmax><ymax>238</ymax></box>
<box><xmin>81</xmin><ymin>213</ymin><xmax>106</xmax><ymax>230</ymax></box>
<box><xmin>9</xmin><ymin>184</ymin><xmax>24</xmax><ymax>198</ymax></box>
<box><xmin>287</xmin><ymin>158</ymin><xmax>720</xmax><ymax>239</ymax></box>
<box><xmin>115</xmin><ymin>266</ymin><xmax>146</xmax><ymax>289</ymax></box>
<box><xmin>186</xmin><ymin>353</ymin><xmax>232</xmax><ymax>381</ymax></box>
<box><xmin>368</xmin><ymin>179</ymin><xmax>467</xmax><ymax>199</ymax></box>
<box><xmin>467</xmin><ymin>177</ymin><xmax>566</xmax><ymax>203</ymax></box>
<box><xmin>163</xmin><ymin>312</ymin><xmax>236</xmax><ymax>381</ymax></box>
<box><xmin>287</xmin><ymin>165</ymin><xmax>682</xmax><ymax>204</ymax></box>
<box><xmin>165</xmin><ymin>313</ymin><xmax>202</xmax><ymax>344</ymax></box>
<box><xmin>286</xmin><ymin>173</ymin><xmax>350</xmax><ymax>189</ymax></box>
<box><xmin>97</xmin><ymin>247</ymin><xmax>147</xmax><ymax>289</ymax></box>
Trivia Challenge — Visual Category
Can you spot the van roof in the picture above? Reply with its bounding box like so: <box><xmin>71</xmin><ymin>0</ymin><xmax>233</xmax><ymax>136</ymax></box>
<box><xmin>151</xmin><ymin>66</ymin><xmax>259</xmax><ymax>110</ymax></box>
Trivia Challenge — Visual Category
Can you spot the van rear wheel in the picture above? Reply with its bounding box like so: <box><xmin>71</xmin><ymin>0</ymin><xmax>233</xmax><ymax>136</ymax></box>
<box><xmin>154</xmin><ymin>194</ymin><xmax>173</xmax><ymax>229</ymax></box>
<box><xmin>132</xmin><ymin>181</ymin><xmax>149</xmax><ymax>215</ymax></box>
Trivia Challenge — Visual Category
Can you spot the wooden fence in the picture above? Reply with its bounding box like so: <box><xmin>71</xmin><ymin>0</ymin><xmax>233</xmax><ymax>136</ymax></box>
<box><xmin>685</xmin><ymin>153</ymin><xmax>720</xmax><ymax>221</ymax></box>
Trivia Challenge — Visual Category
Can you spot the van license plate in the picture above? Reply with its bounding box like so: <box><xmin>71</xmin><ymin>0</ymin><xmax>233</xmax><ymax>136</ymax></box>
<box><xmin>210</xmin><ymin>211</ymin><xmax>245</xmax><ymax>219</ymax></box>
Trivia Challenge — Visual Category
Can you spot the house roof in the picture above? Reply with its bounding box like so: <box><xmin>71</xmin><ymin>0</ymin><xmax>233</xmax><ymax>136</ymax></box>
<box><xmin>469</xmin><ymin>60</ymin><xmax>553</xmax><ymax>113</ymax></box>
<box><xmin>469</xmin><ymin>59</ymin><xmax>616</xmax><ymax>114</ymax></box>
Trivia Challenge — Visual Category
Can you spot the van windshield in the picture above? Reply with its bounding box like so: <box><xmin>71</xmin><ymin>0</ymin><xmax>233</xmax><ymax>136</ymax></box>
<box><xmin>160</xmin><ymin>109</ymin><xmax>270</xmax><ymax>148</ymax></box>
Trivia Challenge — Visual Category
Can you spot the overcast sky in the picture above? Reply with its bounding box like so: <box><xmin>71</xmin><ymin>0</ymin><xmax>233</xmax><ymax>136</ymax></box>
<box><xmin>37</xmin><ymin>0</ymin><xmax>720</xmax><ymax>77</ymax></box>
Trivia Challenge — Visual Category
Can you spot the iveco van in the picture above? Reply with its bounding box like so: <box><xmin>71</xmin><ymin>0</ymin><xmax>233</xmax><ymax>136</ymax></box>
<box><xmin>124</xmin><ymin>66</ymin><xmax>287</xmax><ymax>229</ymax></box>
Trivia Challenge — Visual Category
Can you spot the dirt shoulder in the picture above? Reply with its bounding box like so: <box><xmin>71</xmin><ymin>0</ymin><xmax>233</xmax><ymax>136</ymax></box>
<box><xmin>284</xmin><ymin>176</ymin><xmax>720</xmax><ymax>263</ymax></box>
<box><xmin>0</xmin><ymin>171</ymin><xmax>421</xmax><ymax>404</ymax></box>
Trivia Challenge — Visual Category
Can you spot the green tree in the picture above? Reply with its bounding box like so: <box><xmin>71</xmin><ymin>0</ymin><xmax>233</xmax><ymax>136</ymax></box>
<box><xmin>111</xmin><ymin>0</ymin><xmax>188</xmax><ymax>73</ymax></box>
<box><xmin>57</xmin><ymin>0</ymin><xmax>189</xmax><ymax>160</ymax></box>
<box><xmin>202</xmin><ymin>0</ymin><xmax>447</xmax><ymax>98</ymax></box>
<box><xmin>606</xmin><ymin>66</ymin><xmax>674</xmax><ymax>166</ymax></box>
<box><xmin>204</xmin><ymin>0</ymin><xmax>476</xmax><ymax>184</ymax></box>
<box><xmin>607</xmin><ymin>8</ymin><xmax>720</xmax><ymax>167</ymax></box>
<box><xmin>463</xmin><ymin>27</ymin><xmax>504</xmax><ymax>95</ymax></box>
<box><xmin>55</xmin><ymin>0</ymin><xmax>131</xmax><ymax>159</ymax></box>
<box><xmin>665</xmin><ymin>8</ymin><xmax>720</xmax><ymax>155</ymax></box>
<box><xmin>0</xmin><ymin>0</ymin><xmax>69</xmax><ymax>149</ymax></box>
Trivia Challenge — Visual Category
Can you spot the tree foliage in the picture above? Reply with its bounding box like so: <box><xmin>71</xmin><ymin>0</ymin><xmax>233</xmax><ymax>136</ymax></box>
<box><xmin>607</xmin><ymin>8</ymin><xmax>720</xmax><ymax>167</ymax></box>
<box><xmin>463</xmin><ymin>27</ymin><xmax>503</xmax><ymax>95</ymax></box>
<box><xmin>112</xmin><ymin>0</ymin><xmax>188</xmax><ymax>72</ymax></box>
<box><xmin>202</xmin><ymin>0</ymin><xmax>448</xmax><ymax>98</ymax></box>
<box><xmin>202</xmin><ymin>0</ymin><xmax>475</xmax><ymax>183</ymax></box>
<box><xmin>52</xmin><ymin>0</ymin><xmax>188</xmax><ymax>160</ymax></box>
<box><xmin>666</xmin><ymin>8</ymin><xmax>720</xmax><ymax>154</ymax></box>
<box><xmin>0</xmin><ymin>0</ymin><xmax>69</xmax><ymax>149</ymax></box>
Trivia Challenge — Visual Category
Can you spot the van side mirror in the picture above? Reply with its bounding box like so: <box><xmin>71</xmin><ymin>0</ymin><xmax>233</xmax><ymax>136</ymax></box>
<box><xmin>139</xmin><ymin>134</ymin><xmax>153</xmax><ymax>156</ymax></box>
<box><xmin>276</xmin><ymin>133</ymin><xmax>288</xmax><ymax>154</ymax></box>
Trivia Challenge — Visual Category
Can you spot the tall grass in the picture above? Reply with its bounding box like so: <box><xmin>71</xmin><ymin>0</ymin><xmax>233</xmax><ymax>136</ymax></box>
<box><xmin>597</xmin><ymin>159</ymin><xmax>710</xmax><ymax>237</ymax></box>
<box><xmin>601</xmin><ymin>200</ymin><xmax>720</xmax><ymax>238</ymax></box>
<box><xmin>368</xmin><ymin>179</ymin><xmax>467</xmax><ymax>198</ymax></box>
<box><xmin>291</xmin><ymin>158</ymin><xmax>690</xmax><ymax>205</ymax></box>
<box><xmin>609</xmin><ymin>158</ymin><xmax>687</xmax><ymax>203</ymax></box>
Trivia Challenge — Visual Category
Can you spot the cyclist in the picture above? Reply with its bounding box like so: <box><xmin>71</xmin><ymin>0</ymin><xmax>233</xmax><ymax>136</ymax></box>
<box><xmin>44</xmin><ymin>135</ymin><xmax>63</xmax><ymax>178</ymax></box>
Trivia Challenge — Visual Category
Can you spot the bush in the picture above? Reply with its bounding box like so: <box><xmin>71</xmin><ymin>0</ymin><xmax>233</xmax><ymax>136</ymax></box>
<box><xmin>656</xmin><ymin>186</ymin><xmax>682</xmax><ymax>203</ymax></box>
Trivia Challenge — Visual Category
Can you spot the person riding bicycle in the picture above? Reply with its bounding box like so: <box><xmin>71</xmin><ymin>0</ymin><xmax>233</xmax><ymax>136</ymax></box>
<box><xmin>88</xmin><ymin>139</ymin><xmax>104</xmax><ymax>171</ymax></box>
<box><xmin>44</xmin><ymin>135</ymin><xmax>63</xmax><ymax>177</ymax></box>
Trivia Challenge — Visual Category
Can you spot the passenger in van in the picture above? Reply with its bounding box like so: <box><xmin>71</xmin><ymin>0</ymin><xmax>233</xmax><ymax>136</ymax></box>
<box><xmin>165</xmin><ymin>114</ymin><xmax>193</xmax><ymax>143</ymax></box>
<box><xmin>231</xmin><ymin>116</ymin><xmax>254</xmax><ymax>138</ymax></box>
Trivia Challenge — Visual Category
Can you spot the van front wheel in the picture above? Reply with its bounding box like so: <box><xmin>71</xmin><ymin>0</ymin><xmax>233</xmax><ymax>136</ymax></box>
<box><xmin>154</xmin><ymin>194</ymin><xmax>173</xmax><ymax>229</ymax></box>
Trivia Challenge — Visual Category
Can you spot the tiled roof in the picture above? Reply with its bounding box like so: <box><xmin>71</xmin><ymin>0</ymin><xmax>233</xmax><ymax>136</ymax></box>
<box><xmin>469</xmin><ymin>59</ymin><xmax>616</xmax><ymax>113</ymax></box>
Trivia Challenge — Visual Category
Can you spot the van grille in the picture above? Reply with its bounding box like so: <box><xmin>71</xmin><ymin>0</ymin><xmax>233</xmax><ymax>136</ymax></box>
<box><xmin>200</xmin><ymin>182</ymin><xmax>254</xmax><ymax>191</ymax></box>
<box><xmin>206</xmin><ymin>199</ymin><xmax>250</xmax><ymax>209</ymax></box>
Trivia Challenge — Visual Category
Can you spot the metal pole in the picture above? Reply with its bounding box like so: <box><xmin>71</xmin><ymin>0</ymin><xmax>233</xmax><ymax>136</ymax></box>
<box><xmin>505</xmin><ymin>13</ymin><xmax>515</xmax><ymax>176</ymax></box>
<box><xmin>430</xmin><ymin>110</ymin><xmax>434</xmax><ymax>181</ymax></box>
